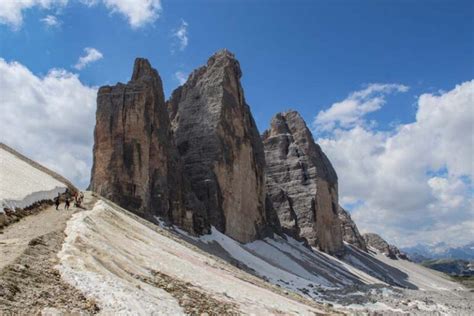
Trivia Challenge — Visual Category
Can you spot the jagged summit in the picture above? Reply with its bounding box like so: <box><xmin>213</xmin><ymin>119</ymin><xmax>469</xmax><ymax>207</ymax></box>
<box><xmin>263</xmin><ymin>110</ymin><xmax>344</xmax><ymax>255</ymax></box>
<box><xmin>206</xmin><ymin>48</ymin><xmax>242</xmax><ymax>77</ymax></box>
<box><xmin>89</xmin><ymin>57</ymin><xmax>207</xmax><ymax>234</ymax></box>
<box><xmin>131</xmin><ymin>57</ymin><xmax>157</xmax><ymax>81</ymax></box>
<box><xmin>167</xmin><ymin>50</ymin><xmax>270</xmax><ymax>243</ymax></box>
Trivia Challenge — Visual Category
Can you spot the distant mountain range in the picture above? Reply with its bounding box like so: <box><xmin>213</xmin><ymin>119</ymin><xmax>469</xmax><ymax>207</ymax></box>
<box><xmin>421</xmin><ymin>259</ymin><xmax>474</xmax><ymax>277</ymax></box>
<box><xmin>402</xmin><ymin>242</ymin><xmax>474</xmax><ymax>277</ymax></box>
<box><xmin>402</xmin><ymin>242</ymin><xmax>474</xmax><ymax>262</ymax></box>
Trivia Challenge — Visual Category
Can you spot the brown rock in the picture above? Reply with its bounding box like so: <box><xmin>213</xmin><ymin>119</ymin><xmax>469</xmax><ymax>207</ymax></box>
<box><xmin>337</xmin><ymin>206</ymin><xmax>367</xmax><ymax>251</ymax></box>
<box><xmin>89</xmin><ymin>58</ymin><xmax>207</xmax><ymax>234</ymax></box>
<box><xmin>262</xmin><ymin>110</ymin><xmax>344</xmax><ymax>255</ymax></box>
<box><xmin>167</xmin><ymin>49</ymin><xmax>269</xmax><ymax>243</ymax></box>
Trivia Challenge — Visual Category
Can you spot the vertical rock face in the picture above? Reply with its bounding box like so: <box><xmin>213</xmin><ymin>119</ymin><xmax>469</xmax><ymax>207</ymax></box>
<box><xmin>262</xmin><ymin>111</ymin><xmax>344</xmax><ymax>255</ymax></box>
<box><xmin>167</xmin><ymin>49</ymin><xmax>268</xmax><ymax>243</ymax></box>
<box><xmin>90</xmin><ymin>58</ymin><xmax>206</xmax><ymax>233</ymax></box>
<box><xmin>338</xmin><ymin>206</ymin><xmax>367</xmax><ymax>251</ymax></box>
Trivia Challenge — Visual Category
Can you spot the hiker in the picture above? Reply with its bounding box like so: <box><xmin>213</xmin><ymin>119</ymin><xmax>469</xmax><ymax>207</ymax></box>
<box><xmin>65</xmin><ymin>198</ymin><xmax>70</xmax><ymax>210</ymax></box>
<box><xmin>54</xmin><ymin>194</ymin><xmax>60</xmax><ymax>210</ymax></box>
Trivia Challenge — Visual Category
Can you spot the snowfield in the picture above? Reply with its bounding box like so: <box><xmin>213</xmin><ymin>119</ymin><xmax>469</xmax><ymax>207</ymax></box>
<box><xmin>0</xmin><ymin>147</ymin><xmax>67</xmax><ymax>211</ymax></box>
<box><xmin>57</xmin><ymin>196</ymin><xmax>473</xmax><ymax>315</ymax></box>
<box><xmin>58</xmin><ymin>200</ymin><xmax>327</xmax><ymax>315</ymax></box>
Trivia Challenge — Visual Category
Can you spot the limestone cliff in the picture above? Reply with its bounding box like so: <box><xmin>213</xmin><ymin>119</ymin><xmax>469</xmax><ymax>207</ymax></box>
<box><xmin>338</xmin><ymin>206</ymin><xmax>367</xmax><ymax>251</ymax></box>
<box><xmin>167</xmin><ymin>49</ymin><xmax>268</xmax><ymax>243</ymax></box>
<box><xmin>262</xmin><ymin>110</ymin><xmax>344</xmax><ymax>255</ymax></box>
<box><xmin>89</xmin><ymin>58</ymin><xmax>207</xmax><ymax>233</ymax></box>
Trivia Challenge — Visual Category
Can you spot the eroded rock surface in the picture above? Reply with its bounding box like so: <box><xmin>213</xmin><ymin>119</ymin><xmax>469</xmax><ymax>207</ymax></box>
<box><xmin>90</xmin><ymin>58</ymin><xmax>206</xmax><ymax>233</ymax></box>
<box><xmin>363</xmin><ymin>233</ymin><xmax>408</xmax><ymax>260</ymax></box>
<box><xmin>167</xmin><ymin>49</ymin><xmax>269</xmax><ymax>243</ymax></box>
<box><xmin>338</xmin><ymin>206</ymin><xmax>367</xmax><ymax>251</ymax></box>
<box><xmin>262</xmin><ymin>110</ymin><xmax>344</xmax><ymax>255</ymax></box>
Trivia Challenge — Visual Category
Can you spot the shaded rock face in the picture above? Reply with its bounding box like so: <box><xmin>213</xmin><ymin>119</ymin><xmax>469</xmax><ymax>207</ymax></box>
<box><xmin>167</xmin><ymin>50</ymin><xmax>268</xmax><ymax>243</ymax></box>
<box><xmin>363</xmin><ymin>233</ymin><xmax>408</xmax><ymax>260</ymax></box>
<box><xmin>90</xmin><ymin>58</ymin><xmax>207</xmax><ymax>233</ymax></box>
<box><xmin>262</xmin><ymin>111</ymin><xmax>344</xmax><ymax>255</ymax></box>
<box><xmin>338</xmin><ymin>206</ymin><xmax>367</xmax><ymax>251</ymax></box>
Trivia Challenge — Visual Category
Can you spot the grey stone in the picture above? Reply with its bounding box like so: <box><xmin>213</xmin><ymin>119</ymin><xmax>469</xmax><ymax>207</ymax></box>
<box><xmin>167</xmin><ymin>49</ymin><xmax>270</xmax><ymax>243</ymax></box>
<box><xmin>363</xmin><ymin>233</ymin><xmax>408</xmax><ymax>260</ymax></box>
<box><xmin>262</xmin><ymin>110</ymin><xmax>344</xmax><ymax>255</ymax></box>
<box><xmin>338</xmin><ymin>206</ymin><xmax>367</xmax><ymax>251</ymax></box>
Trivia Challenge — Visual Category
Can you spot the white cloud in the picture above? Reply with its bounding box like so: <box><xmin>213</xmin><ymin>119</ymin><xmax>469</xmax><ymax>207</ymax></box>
<box><xmin>174</xmin><ymin>71</ymin><xmax>187</xmax><ymax>85</ymax></box>
<box><xmin>74</xmin><ymin>47</ymin><xmax>103</xmax><ymax>70</ymax></box>
<box><xmin>41</xmin><ymin>14</ymin><xmax>60</xmax><ymax>27</ymax></box>
<box><xmin>82</xmin><ymin>0</ymin><xmax>161</xmax><ymax>29</ymax></box>
<box><xmin>0</xmin><ymin>0</ymin><xmax>67</xmax><ymax>29</ymax></box>
<box><xmin>314</xmin><ymin>83</ymin><xmax>409</xmax><ymax>132</ymax></box>
<box><xmin>1</xmin><ymin>0</ymin><xmax>160</xmax><ymax>30</ymax></box>
<box><xmin>315</xmin><ymin>80</ymin><xmax>474</xmax><ymax>248</ymax></box>
<box><xmin>172</xmin><ymin>19</ymin><xmax>189</xmax><ymax>52</ymax></box>
<box><xmin>0</xmin><ymin>58</ymin><xmax>97</xmax><ymax>188</ymax></box>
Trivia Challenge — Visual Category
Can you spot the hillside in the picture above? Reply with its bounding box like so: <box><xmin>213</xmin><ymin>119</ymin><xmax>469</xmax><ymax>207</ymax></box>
<box><xmin>421</xmin><ymin>259</ymin><xmax>474</xmax><ymax>276</ymax></box>
<box><xmin>0</xmin><ymin>145</ymin><xmax>472</xmax><ymax>314</ymax></box>
<box><xmin>56</xmin><ymin>196</ymin><xmax>472</xmax><ymax>314</ymax></box>
<box><xmin>0</xmin><ymin>143</ymin><xmax>72</xmax><ymax>212</ymax></box>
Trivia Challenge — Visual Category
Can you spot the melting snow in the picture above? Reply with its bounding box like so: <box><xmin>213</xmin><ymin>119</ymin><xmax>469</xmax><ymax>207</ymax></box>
<box><xmin>58</xmin><ymin>200</ymin><xmax>325</xmax><ymax>315</ymax></box>
<box><xmin>0</xmin><ymin>147</ymin><xmax>66</xmax><ymax>211</ymax></box>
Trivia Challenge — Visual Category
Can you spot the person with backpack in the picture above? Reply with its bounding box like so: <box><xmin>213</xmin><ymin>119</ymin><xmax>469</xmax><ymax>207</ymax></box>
<box><xmin>65</xmin><ymin>198</ymin><xmax>70</xmax><ymax>210</ymax></box>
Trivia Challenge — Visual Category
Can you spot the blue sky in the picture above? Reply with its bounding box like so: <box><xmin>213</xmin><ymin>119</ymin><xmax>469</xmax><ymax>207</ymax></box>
<box><xmin>0</xmin><ymin>0</ymin><xmax>473</xmax><ymax>247</ymax></box>
<box><xmin>1</xmin><ymin>0</ymin><xmax>472</xmax><ymax>130</ymax></box>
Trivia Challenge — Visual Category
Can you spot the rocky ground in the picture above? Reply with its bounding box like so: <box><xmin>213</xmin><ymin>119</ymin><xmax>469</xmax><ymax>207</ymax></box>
<box><xmin>317</xmin><ymin>283</ymin><xmax>474</xmax><ymax>315</ymax></box>
<box><xmin>0</xmin><ymin>193</ymin><xmax>99</xmax><ymax>314</ymax></box>
<box><xmin>1</xmin><ymin>191</ymin><xmax>473</xmax><ymax>315</ymax></box>
<box><xmin>0</xmin><ymin>200</ymin><xmax>75</xmax><ymax>270</ymax></box>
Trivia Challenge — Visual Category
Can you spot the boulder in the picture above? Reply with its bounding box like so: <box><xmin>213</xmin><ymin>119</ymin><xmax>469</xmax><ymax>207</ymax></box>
<box><xmin>90</xmin><ymin>58</ymin><xmax>207</xmax><ymax>234</ymax></box>
<box><xmin>262</xmin><ymin>110</ymin><xmax>344</xmax><ymax>255</ymax></box>
<box><xmin>167</xmin><ymin>49</ymin><xmax>269</xmax><ymax>243</ymax></box>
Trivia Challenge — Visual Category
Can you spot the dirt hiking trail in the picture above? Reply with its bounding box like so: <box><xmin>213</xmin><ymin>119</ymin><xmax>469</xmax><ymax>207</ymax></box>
<box><xmin>0</xmin><ymin>192</ymin><xmax>100</xmax><ymax>314</ymax></box>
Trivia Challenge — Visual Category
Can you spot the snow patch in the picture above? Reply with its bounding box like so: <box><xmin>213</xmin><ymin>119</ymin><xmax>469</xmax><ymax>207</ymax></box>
<box><xmin>58</xmin><ymin>201</ymin><xmax>185</xmax><ymax>315</ymax></box>
<box><xmin>0</xmin><ymin>148</ymin><xmax>67</xmax><ymax>211</ymax></box>
<box><xmin>58</xmin><ymin>200</ymin><xmax>324</xmax><ymax>315</ymax></box>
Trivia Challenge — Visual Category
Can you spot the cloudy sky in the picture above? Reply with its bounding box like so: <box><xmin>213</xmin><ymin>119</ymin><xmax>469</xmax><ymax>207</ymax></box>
<box><xmin>0</xmin><ymin>0</ymin><xmax>472</xmax><ymax>248</ymax></box>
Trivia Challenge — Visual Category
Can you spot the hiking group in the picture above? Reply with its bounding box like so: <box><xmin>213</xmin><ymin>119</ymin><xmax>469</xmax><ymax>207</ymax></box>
<box><xmin>54</xmin><ymin>188</ymin><xmax>83</xmax><ymax>210</ymax></box>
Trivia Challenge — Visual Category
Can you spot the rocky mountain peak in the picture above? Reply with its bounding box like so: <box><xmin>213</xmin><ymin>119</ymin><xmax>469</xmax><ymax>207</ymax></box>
<box><xmin>263</xmin><ymin>110</ymin><xmax>344</xmax><ymax>255</ymax></box>
<box><xmin>206</xmin><ymin>49</ymin><xmax>242</xmax><ymax>78</ymax></box>
<box><xmin>166</xmin><ymin>50</ymin><xmax>270</xmax><ymax>243</ymax></box>
<box><xmin>89</xmin><ymin>58</ymin><xmax>207</xmax><ymax>234</ymax></box>
<box><xmin>131</xmin><ymin>58</ymin><xmax>157</xmax><ymax>81</ymax></box>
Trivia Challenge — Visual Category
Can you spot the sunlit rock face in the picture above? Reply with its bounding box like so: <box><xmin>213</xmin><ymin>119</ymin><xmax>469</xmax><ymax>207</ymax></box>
<box><xmin>167</xmin><ymin>50</ymin><xmax>270</xmax><ymax>243</ymax></box>
<box><xmin>90</xmin><ymin>58</ymin><xmax>207</xmax><ymax>234</ymax></box>
<box><xmin>262</xmin><ymin>110</ymin><xmax>344</xmax><ymax>255</ymax></box>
